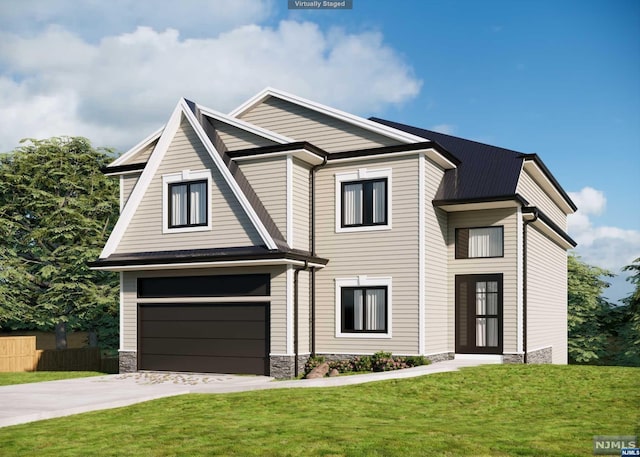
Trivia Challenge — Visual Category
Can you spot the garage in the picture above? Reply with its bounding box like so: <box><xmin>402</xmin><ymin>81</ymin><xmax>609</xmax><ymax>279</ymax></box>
<box><xmin>136</xmin><ymin>274</ymin><xmax>270</xmax><ymax>375</ymax></box>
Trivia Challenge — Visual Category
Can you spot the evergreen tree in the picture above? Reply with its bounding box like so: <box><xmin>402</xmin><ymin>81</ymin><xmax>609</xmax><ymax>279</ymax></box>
<box><xmin>0</xmin><ymin>137</ymin><xmax>119</xmax><ymax>349</ymax></box>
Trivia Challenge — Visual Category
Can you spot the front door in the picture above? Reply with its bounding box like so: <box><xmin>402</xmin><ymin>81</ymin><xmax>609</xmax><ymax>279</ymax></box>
<box><xmin>455</xmin><ymin>274</ymin><xmax>503</xmax><ymax>354</ymax></box>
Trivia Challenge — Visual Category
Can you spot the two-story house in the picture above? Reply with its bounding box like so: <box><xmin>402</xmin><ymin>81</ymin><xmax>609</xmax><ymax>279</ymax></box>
<box><xmin>90</xmin><ymin>88</ymin><xmax>576</xmax><ymax>378</ymax></box>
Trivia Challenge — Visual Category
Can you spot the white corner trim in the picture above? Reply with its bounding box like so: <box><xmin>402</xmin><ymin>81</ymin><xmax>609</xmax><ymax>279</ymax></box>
<box><xmin>197</xmin><ymin>104</ymin><xmax>294</xmax><ymax>144</ymax></box>
<box><xmin>119</xmin><ymin>175</ymin><xmax>124</xmax><ymax>212</ymax></box>
<box><xmin>286</xmin><ymin>266</ymin><xmax>294</xmax><ymax>355</ymax></box>
<box><xmin>286</xmin><ymin>154</ymin><xmax>293</xmax><ymax>246</ymax></box>
<box><xmin>334</xmin><ymin>167</ymin><xmax>392</xmax><ymax>233</ymax></box>
<box><xmin>161</xmin><ymin>169</ymin><xmax>213</xmax><ymax>234</ymax></box>
<box><xmin>334</xmin><ymin>276</ymin><xmax>393</xmax><ymax>339</ymax></box>
<box><xmin>229</xmin><ymin>87</ymin><xmax>428</xmax><ymax>144</ymax></box>
<box><xmin>418</xmin><ymin>155</ymin><xmax>426</xmax><ymax>355</ymax></box>
<box><xmin>179</xmin><ymin>100</ymin><xmax>278</xmax><ymax>250</ymax></box>
<box><xmin>109</xmin><ymin>126</ymin><xmax>164</xmax><ymax>167</ymax></box>
<box><xmin>516</xmin><ymin>206</ymin><xmax>524</xmax><ymax>354</ymax></box>
<box><xmin>119</xmin><ymin>272</ymin><xmax>124</xmax><ymax>351</ymax></box>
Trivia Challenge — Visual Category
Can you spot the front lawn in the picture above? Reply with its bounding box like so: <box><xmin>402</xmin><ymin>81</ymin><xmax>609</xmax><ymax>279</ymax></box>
<box><xmin>1</xmin><ymin>365</ymin><xmax>638</xmax><ymax>456</ymax></box>
<box><xmin>0</xmin><ymin>371</ymin><xmax>105</xmax><ymax>386</ymax></box>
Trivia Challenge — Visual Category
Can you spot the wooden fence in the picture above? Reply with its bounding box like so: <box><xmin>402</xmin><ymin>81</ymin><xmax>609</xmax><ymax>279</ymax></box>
<box><xmin>0</xmin><ymin>336</ymin><xmax>118</xmax><ymax>373</ymax></box>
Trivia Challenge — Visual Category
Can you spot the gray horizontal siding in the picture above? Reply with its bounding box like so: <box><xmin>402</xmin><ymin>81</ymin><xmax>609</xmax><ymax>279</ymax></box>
<box><xmin>119</xmin><ymin>139</ymin><xmax>157</xmax><ymax>166</ymax></box>
<box><xmin>314</xmin><ymin>155</ymin><xmax>421</xmax><ymax>355</ymax></box>
<box><xmin>211</xmin><ymin>119</ymin><xmax>278</xmax><ymax>151</ymax></box>
<box><xmin>115</xmin><ymin>117</ymin><xmax>263</xmax><ymax>254</ymax></box>
<box><xmin>237</xmin><ymin>157</ymin><xmax>287</xmax><ymax>239</ymax></box>
<box><xmin>526</xmin><ymin>225</ymin><xmax>568</xmax><ymax>363</ymax></box>
<box><xmin>447</xmin><ymin>208</ymin><xmax>519</xmax><ymax>354</ymax></box>
<box><xmin>292</xmin><ymin>158</ymin><xmax>310</xmax><ymax>251</ymax></box>
<box><xmin>517</xmin><ymin>170</ymin><xmax>567</xmax><ymax>230</ymax></box>
<box><xmin>238</xmin><ymin>96</ymin><xmax>401</xmax><ymax>153</ymax></box>
<box><xmin>120</xmin><ymin>173</ymin><xmax>140</xmax><ymax>212</ymax></box>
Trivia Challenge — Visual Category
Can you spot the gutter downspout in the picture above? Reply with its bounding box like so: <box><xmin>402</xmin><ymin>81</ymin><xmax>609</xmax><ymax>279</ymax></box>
<box><xmin>522</xmin><ymin>208</ymin><xmax>539</xmax><ymax>364</ymax></box>
<box><xmin>309</xmin><ymin>156</ymin><xmax>328</xmax><ymax>357</ymax></box>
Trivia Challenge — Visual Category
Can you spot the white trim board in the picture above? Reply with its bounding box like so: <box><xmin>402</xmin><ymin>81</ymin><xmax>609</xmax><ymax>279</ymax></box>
<box><xmin>109</xmin><ymin>127</ymin><xmax>163</xmax><ymax>167</ymax></box>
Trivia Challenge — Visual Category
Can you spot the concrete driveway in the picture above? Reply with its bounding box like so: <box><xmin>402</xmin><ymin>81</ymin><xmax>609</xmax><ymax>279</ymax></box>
<box><xmin>0</xmin><ymin>358</ymin><xmax>490</xmax><ymax>428</ymax></box>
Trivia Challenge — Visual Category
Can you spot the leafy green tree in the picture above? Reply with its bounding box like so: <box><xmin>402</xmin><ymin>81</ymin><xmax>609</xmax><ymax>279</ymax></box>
<box><xmin>567</xmin><ymin>253</ymin><xmax>614</xmax><ymax>364</ymax></box>
<box><xmin>616</xmin><ymin>258</ymin><xmax>640</xmax><ymax>366</ymax></box>
<box><xmin>0</xmin><ymin>137</ymin><xmax>119</xmax><ymax>349</ymax></box>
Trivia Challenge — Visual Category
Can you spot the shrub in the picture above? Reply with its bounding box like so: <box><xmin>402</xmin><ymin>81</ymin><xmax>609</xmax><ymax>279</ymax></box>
<box><xmin>402</xmin><ymin>355</ymin><xmax>429</xmax><ymax>367</ymax></box>
<box><xmin>350</xmin><ymin>356</ymin><xmax>372</xmax><ymax>372</ymax></box>
<box><xmin>328</xmin><ymin>359</ymin><xmax>352</xmax><ymax>373</ymax></box>
<box><xmin>371</xmin><ymin>351</ymin><xmax>394</xmax><ymax>372</ymax></box>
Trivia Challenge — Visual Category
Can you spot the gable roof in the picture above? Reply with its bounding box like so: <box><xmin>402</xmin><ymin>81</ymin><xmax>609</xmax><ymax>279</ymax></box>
<box><xmin>231</xmin><ymin>87</ymin><xmax>437</xmax><ymax>145</ymax></box>
<box><xmin>99</xmin><ymin>98</ymin><xmax>282</xmax><ymax>259</ymax></box>
<box><xmin>370</xmin><ymin>117</ymin><xmax>576</xmax><ymax>211</ymax></box>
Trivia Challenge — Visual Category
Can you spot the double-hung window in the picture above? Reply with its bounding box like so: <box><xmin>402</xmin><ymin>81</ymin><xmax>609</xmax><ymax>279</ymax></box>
<box><xmin>169</xmin><ymin>180</ymin><xmax>207</xmax><ymax>228</ymax></box>
<box><xmin>456</xmin><ymin>226</ymin><xmax>504</xmax><ymax>259</ymax></box>
<box><xmin>335</xmin><ymin>168</ymin><xmax>392</xmax><ymax>233</ymax></box>
<box><xmin>163</xmin><ymin>170</ymin><xmax>211</xmax><ymax>233</ymax></box>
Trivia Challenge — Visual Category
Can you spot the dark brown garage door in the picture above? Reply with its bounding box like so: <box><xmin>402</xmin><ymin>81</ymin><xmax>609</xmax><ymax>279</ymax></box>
<box><xmin>138</xmin><ymin>303</ymin><xmax>269</xmax><ymax>375</ymax></box>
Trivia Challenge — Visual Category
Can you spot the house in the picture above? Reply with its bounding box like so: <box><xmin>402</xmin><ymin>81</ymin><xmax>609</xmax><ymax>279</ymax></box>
<box><xmin>90</xmin><ymin>88</ymin><xmax>577</xmax><ymax>378</ymax></box>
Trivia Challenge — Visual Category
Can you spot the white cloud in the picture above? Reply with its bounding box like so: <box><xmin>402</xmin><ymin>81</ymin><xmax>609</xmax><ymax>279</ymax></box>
<box><xmin>0</xmin><ymin>21</ymin><xmax>421</xmax><ymax>153</ymax></box>
<box><xmin>0</xmin><ymin>0</ymin><xmax>274</xmax><ymax>39</ymax></box>
<box><xmin>568</xmin><ymin>187</ymin><xmax>640</xmax><ymax>302</ymax></box>
<box><xmin>568</xmin><ymin>187</ymin><xmax>606</xmax><ymax>216</ymax></box>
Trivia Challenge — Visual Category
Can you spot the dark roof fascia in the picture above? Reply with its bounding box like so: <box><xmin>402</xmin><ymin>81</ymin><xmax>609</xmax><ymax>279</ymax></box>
<box><xmin>228</xmin><ymin>141</ymin><xmax>329</xmax><ymax>160</ymax></box>
<box><xmin>102</xmin><ymin>163</ymin><xmax>146</xmax><ymax>175</ymax></box>
<box><xmin>520</xmin><ymin>153</ymin><xmax>577</xmax><ymax>211</ymax></box>
<box><xmin>328</xmin><ymin>141</ymin><xmax>460</xmax><ymax>165</ymax></box>
<box><xmin>433</xmin><ymin>194</ymin><xmax>530</xmax><ymax>208</ymax></box>
<box><xmin>522</xmin><ymin>207</ymin><xmax>577</xmax><ymax>247</ymax></box>
<box><xmin>89</xmin><ymin>247</ymin><xmax>329</xmax><ymax>269</ymax></box>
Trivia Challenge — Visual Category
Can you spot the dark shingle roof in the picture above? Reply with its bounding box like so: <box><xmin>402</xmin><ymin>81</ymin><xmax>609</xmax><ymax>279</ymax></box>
<box><xmin>370</xmin><ymin>117</ymin><xmax>525</xmax><ymax>202</ymax></box>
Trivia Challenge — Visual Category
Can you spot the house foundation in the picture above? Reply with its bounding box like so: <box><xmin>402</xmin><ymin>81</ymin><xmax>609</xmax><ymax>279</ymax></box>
<box><xmin>119</xmin><ymin>350</ymin><xmax>137</xmax><ymax>373</ymax></box>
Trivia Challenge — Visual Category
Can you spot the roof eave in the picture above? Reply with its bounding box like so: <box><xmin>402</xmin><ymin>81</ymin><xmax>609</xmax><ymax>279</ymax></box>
<box><xmin>520</xmin><ymin>155</ymin><xmax>577</xmax><ymax>213</ymax></box>
<box><xmin>433</xmin><ymin>194</ymin><xmax>529</xmax><ymax>212</ymax></box>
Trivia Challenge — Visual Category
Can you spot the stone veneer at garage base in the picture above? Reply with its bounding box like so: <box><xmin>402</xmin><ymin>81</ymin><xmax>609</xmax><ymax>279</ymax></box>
<box><xmin>119</xmin><ymin>349</ymin><xmax>552</xmax><ymax>378</ymax></box>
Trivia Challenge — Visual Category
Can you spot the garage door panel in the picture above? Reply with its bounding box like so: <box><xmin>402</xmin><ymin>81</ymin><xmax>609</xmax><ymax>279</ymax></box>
<box><xmin>141</xmin><ymin>337</ymin><xmax>266</xmax><ymax>358</ymax></box>
<box><xmin>138</xmin><ymin>302</ymin><xmax>268</xmax><ymax>375</ymax></box>
<box><xmin>141</xmin><ymin>320</ymin><xmax>266</xmax><ymax>339</ymax></box>
<box><xmin>141</xmin><ymin>355</ymin><xmax>266</xmax><ymax>375</ymax></box>
<box><xmin>142</xmin><ymin>305</ymin><xmax>265</xmax><ymax>322</ymax></box>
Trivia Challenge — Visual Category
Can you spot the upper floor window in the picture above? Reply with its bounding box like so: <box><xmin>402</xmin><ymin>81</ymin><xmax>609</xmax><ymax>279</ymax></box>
<box><xmin>169</xmin><ymin>180</ymin><xmax>207</xmax><ymax>228</ymax></box>
<box><xmin>456</xmin><ymin>226</ymin><xmax>504</xmax><ymax>259</ymax></box>
<box><xmin>335</xmin><ymin>168</ymin><xmax>392</xmax><ymax>233</ymax></box>
<box><xmin>162</xmin><ymin>170</ymin><xmax>212</xmax><ymax>234</ymax></box>
<box><xmin>342</xmin><ymin>178</ymin><xmax>387</xmax><ymax>227</ymax></box>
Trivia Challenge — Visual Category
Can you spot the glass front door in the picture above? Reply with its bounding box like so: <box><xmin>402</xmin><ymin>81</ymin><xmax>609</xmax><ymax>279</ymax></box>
<box><xmin>455</xmin><ymin>274</ymin><xmax>503</xmax><ymax>354</ymax></box>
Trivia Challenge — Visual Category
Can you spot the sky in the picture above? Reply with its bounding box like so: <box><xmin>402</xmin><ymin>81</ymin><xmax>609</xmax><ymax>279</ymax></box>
<box><xmin>0</xmin><ymin>0</ymin><xmax>638</xmax><ymax>302</ymax></box>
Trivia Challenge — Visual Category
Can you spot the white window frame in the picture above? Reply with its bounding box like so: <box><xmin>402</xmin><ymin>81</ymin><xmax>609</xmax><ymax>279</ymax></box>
<box><xmin>162</xmin><ymin>169</ymin><xmax>212</xmax><ymax>234</ymax></box>
<box><xmin>335</xmin><ymin>276</ymin><xmax>392</xmax><ymax>339</ymax></box>
<box><xmin>335</xmin><ymin>167</ymin><xmax>392</xmax><ymax>233</ymax></box>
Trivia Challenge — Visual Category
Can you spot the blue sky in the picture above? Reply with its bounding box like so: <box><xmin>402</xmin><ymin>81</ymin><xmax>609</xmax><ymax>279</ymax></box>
<box><xmin>0</xmin><ymin>0</ymin><xmax>637</xmax><ymax>300</ymax></box>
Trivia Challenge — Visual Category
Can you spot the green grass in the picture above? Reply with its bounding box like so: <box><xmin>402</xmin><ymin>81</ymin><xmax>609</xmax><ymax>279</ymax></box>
<box><xmin>1</xmin><ymin>365</ymin><xmax>638</xmax><ymax>456</ymax></box>
<box><xmin>0</xmin><ymin>371</ymin><xmax>104</xmax><ymax>386</ymax></box>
